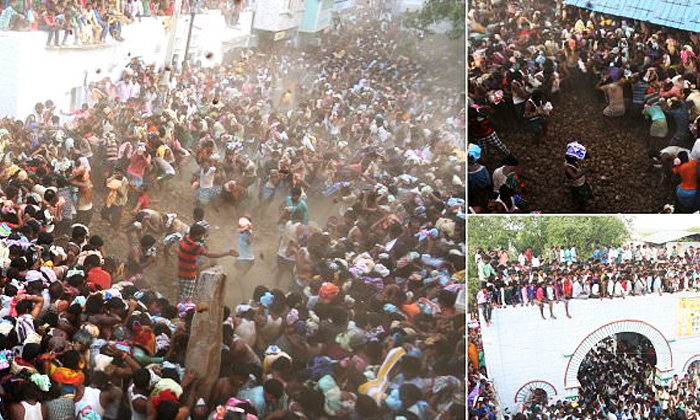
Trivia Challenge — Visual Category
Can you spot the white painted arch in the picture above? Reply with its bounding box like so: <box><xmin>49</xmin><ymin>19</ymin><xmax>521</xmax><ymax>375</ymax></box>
<box><xmin>515</xmin><ymin>380</ymin><xmax>558</xmax><ymax>403</ymax></box>
<box><xmin>564</xmin><ymin>320</ymin><xmax>673</xmax><ymax>389</ymax></box>
<box><xmin>683</xmin><ymin>355</ymin><xmax>700</xmax><ymax>373</ymax></box>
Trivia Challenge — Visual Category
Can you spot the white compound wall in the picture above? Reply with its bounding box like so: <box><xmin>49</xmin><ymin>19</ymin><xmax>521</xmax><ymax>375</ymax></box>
<box><xmin>0</xmin><ymin>10</ymin><xmax>252</xmax><ymax>119</ymax></box>
<box><xmin>480</xmin><ymin>291</ymin><xmax>700</xmax><ymax>413</ymax></box>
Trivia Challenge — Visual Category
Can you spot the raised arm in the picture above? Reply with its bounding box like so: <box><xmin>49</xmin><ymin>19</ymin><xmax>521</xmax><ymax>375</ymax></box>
<box><xmin>203</xmin><ymin>248</ymin><xmax>238</xmax><ymax>259</ymax></box>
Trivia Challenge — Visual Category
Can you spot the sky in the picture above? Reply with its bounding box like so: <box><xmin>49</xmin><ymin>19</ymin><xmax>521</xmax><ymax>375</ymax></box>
<box><xmin>632</xmin><ymin>215</ymin><xmax>700</xmax><ymax>234</ymax></box>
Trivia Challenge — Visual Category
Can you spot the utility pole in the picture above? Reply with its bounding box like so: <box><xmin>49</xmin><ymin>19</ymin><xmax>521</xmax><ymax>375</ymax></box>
<box><xmin>160</xmin><ymin>0</ymin><xmax>184</xmax><ymax>90</ymax></box>
<box><xmin>183</xmin><ymin>5</ymin><xmax>196</xmax><ymax>68</ymax></box>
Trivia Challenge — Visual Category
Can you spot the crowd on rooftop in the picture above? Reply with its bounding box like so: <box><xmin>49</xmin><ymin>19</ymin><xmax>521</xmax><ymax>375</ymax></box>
<box><xmin>0</xmin><ymin>0</ymin><xmax>247</xmax><ymax>45</ymax></box>
<box><xmin>473</xmin><ymin>243</ymin><xmax>700</xmax><ymax>325</ymax></box>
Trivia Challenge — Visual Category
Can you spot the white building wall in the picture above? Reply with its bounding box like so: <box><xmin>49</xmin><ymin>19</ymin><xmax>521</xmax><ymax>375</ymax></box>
<box><xmin>481</xmin><ymin>292</ymin><xmax>700</xmax><ymax>413</ymax></box>
<box><xmin>253</xmin><ymin>0</ymin><xmax>283</xmax><ymax>31</ymax></box>
<box><xmin>0</xmin><ymin>10</ymin><xmax>252</xmax><ymax>119</ymax></box>
<box><xmin>0</xmin><ymin>30</ymin><xmax>134</xmax><ymax>120</ymax></box>
<box><xmin>0</xmin><ymin>31</ymin><xmax>26</xmax><ymax>119</ymax></box>
<box><xmin>253</xmin><ymin>0</ymin><xmax>305</xmax><ymax>32</ymax></box>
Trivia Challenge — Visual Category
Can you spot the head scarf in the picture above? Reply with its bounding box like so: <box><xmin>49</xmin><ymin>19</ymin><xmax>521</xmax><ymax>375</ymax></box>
<box><xmin>77</xmin><ymin>157</ymin><xmax>91</xmax><ymax>173</ymax></box>
<box><xmin>213</xmin><ymin>398</ymin><xmax>259</xmax><ymax>420</ymax></box>
<box><xmin>565</xmin><ymin>141</ymin><xmax>586</xmax><ymax>160</ymax></box>
<box><xmin>152</xmin><ymin>378</ymin><xmax>183</xmax><ymax>400</ymax></box>
<box><xmin>76</xmin><ymin>402</ymin><xmax>101</xmax><ymax>420</ymax></box>
<box><xmin>318</xmin><ymin>375</ymin><xmax>343</xmax><ymax>415</ymax></box>
<box><xmin>30</xmin><ymin>373</ymin><xmax>51</xmax><ymax>392</ymax></box>
<box><xmin>131</xmin><ymin>323</ymin><xmax>156</xmax><ymax>355</ymax></box>
<box><xmin>177</xmin><ymin>302</ymin><xmax>196</xmax><ymax>317</ymax></box>
<box><xmin>0</xmin><ymin>322</ymin><xmax>11</xmax><ymax>336</ymax></box>
<box><xmin>259</xmin><ymin>292</ymin><xmax>274</xmax><ymax>308</ymax></box>
<box><xmin>318</xmin><ymin>282</ymin><xmax>339</xmax><ymax>303</ymax></box>
<box><xmin>238</xmin><ymin>217</ymin><xmax>252</xmax><ymax>232</ymax></box>
<box><xmin>49</xmin><ymin>365</ymin><xmax>85</xmax><ymax>386</ymax></box>
<box><xmin>151</xmin><ymin>389</ymin><xmax>180</xmax><ymax>410</ymax></box>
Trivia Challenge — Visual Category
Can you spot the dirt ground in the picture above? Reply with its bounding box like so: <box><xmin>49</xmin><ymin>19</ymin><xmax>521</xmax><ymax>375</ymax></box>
<box><xmin>479</xmin><ymin>81</ymin><xmax>672</xmax><ymax>213</ymax></box>
<box><xmin>89</xmin><ymin>162</ymin><xmax>343</xmax><ymax>308</ymax></box>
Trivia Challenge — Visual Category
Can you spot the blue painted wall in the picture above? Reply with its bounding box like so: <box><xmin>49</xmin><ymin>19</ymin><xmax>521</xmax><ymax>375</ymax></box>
<box><xmin>300</xmin><ymin>0</ymin><xmax>334</xmax><ymax>32</ymax></box>
<box><xmin>334</xmin><ymin>0</ymin><xmax>353</xmax><ymax>12</ymax></box>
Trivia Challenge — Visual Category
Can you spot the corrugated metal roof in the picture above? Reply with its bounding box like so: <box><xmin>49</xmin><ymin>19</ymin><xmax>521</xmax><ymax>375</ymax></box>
<box><xmin>642</xmin><ymin>230</ymin><xmax>697</xmax><ymax>244</ymax></box>
<box><xmin>565</xmin><ymin>0</ymin><xmax>700</xmax><ymax>32</ymax></box>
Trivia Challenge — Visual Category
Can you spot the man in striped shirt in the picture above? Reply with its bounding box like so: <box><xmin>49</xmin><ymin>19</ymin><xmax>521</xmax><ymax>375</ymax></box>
<box><xmin>177</xmin><ymin>223</ymin><xmax>238</xmax><ymax>302</ymax></box>
<box><xmin>468</xmin><ymin>105</ymin><xmax>510</xmax><ymax>157</ymax></box>
<box><xmin>103</xmin><ymin>132</ymin><xmax>119</xmax><ymax>176</ymax></box>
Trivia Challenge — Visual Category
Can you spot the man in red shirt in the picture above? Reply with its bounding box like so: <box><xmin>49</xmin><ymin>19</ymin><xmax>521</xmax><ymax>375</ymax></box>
<box><xmin>468</xmin><ymin>105</ymin><xmax>510</xmax><ymax>157</ymax></box>
<box><xmin>127</xmin><ymin>146</ymin><xmax>151</xmax><ymax>188</ymax></box>
<box><xmin>84</xmin><ymin>254</ymin><xmax>112</xmax><ymax>291</ymax></box>
<box><xmin>560</xmin><ymin>276</ymin><xmax>573</xmax><ymax>319</ymax></box>
<box><xmin>563</xmin><ymin>276</ymin><xmax>574</xmax><ymax>298</ymax></box>
<box><xmin>177</xmin><ymin>224</ymin><xmax>238</xmax><ymax>302</ymax></box>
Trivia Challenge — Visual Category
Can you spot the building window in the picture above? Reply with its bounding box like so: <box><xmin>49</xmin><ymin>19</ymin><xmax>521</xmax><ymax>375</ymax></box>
<box><xmin>693</xmin><ymin>313</ymin><xmax>700</xmax><ymax>335</ymax></box>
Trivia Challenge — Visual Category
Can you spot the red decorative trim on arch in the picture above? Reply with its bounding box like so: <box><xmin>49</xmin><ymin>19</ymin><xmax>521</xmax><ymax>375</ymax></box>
<box><xmin>683</xmin><ymin>354</ymin><xmax>700</xmax><ymax>372</ymax></box>
<box><xmin>514</xmin><ymin>380</ymin><xmax>558</xmax><ymax>403</ymax></box>
<box><xmin>563</xmin><ymin>319</ymin><xmax>673</xmax><ymax>388</ymax></box>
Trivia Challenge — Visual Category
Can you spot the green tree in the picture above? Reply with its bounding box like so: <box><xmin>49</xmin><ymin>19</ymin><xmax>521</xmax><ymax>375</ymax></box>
<box><xmin>542</xmin><ymin>216</ymin><xmax>631</xmax><ymax>258</ymax></box>
<box><xmin>467</xmin><ymin>216</ymin><xmax>517</xmax><ymax>312</ymax></box>
<box><xmin>467</xmin><ymin>216</ymin><xmax>510</xmax><ymax>259</ymax></box>
<box><xmin>469</xmin><ymin>216</ymin><xmax>630</xmax><ymax>265</ymax></box>
<box><xmin>515</xmin><ymin>217</ymin><xmax>551</xmax><ymax>256</ymax></box>
<box><xmin>403</xmin><ymin>0</ymin><xmax>466</xmax><ymax>39</ymax></box>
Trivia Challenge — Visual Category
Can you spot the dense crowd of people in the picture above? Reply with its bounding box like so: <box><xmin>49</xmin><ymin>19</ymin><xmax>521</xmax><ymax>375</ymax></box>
<box><xmin>0</xmin><ymin>0</ymin><xmax>246</xmax><ymax>45</ymax></box>
<box><xmin>467</xmin><ymin>322</ymin><xmax>502</xmax><ymax>420</ymax></box>
<box><xmin>467</xmin><ymin>0</ymin><xmax>700</xmax><ymax>213</ymax></box>
<box><xmin>473</xmin><ymin>242</ymin><xmax>700</xmax><ymax>324</ymax></box>
<box><xmin>0</xmin><ymin>2</ymin><xmax>467</xmax><ymax>420</ymax></box>
<box><xmin>503</xmin><ymin>333</ymin><xmax>700</xmax><ymax>420</ymax></box>
<box><xmin>510</xmin><ymin>335</ymin><xmax>676</xmax><ymax>420</ymax></box>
